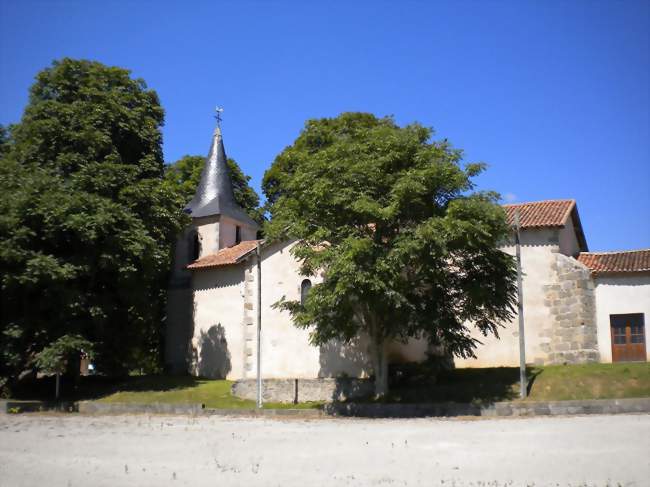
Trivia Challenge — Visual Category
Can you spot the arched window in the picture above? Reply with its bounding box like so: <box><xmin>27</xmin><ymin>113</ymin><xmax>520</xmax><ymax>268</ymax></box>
<box><xmin>189</xmin><ymin>231</ymin><xmax>200</xmax><ymax>262</ymax></box>
<box><xmin>300</xmin><ymin>279</ymin><xmax>312</xmax><ymax>306</ymax></box>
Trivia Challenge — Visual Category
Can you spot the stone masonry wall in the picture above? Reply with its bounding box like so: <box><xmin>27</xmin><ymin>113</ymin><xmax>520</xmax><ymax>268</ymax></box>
<box><xmin>232</xmin><ymin>378</ymin><xmax>374</xmax><ymax>403</ymax></box>
<box><xmin>540</xmin><ymin>254</ymin><xmax>600</xmax><ymax>364</ymax></box>
<box><xmin>242</xmin><ymin>264</ymin><xmax>256</xmax><ymax>378</ymax></box>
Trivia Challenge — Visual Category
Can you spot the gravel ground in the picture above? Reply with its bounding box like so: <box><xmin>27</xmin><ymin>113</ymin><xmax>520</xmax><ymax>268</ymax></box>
<box><xmin>0</xmin><ymin>413</ymin><xmax>648</xmax><ymax>487</ymax></box>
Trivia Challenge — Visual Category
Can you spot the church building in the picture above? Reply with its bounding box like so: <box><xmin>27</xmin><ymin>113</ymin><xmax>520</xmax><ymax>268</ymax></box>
<box><xmin>165</xmin><ymin>123</ymin><xmax>650</xmax><ymax>387</ymax></box>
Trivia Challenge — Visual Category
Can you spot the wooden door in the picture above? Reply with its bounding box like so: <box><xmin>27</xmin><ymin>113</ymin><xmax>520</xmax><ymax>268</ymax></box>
<box><xmin>610</xmin><ymin>314</ymin><xmax>646</xmax><ymax>362</ymax></box>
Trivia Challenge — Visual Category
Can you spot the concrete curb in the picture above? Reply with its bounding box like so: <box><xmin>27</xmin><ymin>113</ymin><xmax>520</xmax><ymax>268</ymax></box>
<box><xmin>0</xmin><ymin>400</ymin><xmax>78</xmax><ymax>414</ymax></box>
<box><xmin>203</xmin><ymin>408</ymin><xmax>324</xmax><ymax>418</ymax></box>
<box><xmin>2</xmin><ymin>398</ymin><xmax>650</xmax><ymax>418</ymax></box>
<box><xmin>77</xmin><ymin>401</ymin><xmax>205</xmax><ymax>415</ymax></box>
<box><xmin>326</xmin><ymin>398</ymin><xmax>650</xmax><ymax>418</ymax></box>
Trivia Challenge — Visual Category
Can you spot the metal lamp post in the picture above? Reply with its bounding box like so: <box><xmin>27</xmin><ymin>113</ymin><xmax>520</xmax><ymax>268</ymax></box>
<box><xmin>514</xmin><ymin>210</ymin><xmax>527</xmax><ymax>398</ymax></box>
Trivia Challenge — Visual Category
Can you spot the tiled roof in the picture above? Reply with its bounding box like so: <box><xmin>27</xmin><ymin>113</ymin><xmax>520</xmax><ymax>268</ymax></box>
<box><xmin>502</xmin><ymin>199</ymin><xmax>575</xmax><ymax>228</ymax></box>
<box><xmin>577</xmin><ymin>249</ymin><xmax>650</xmax><ymax>275</ymax></box>
<box><xmin>187</xmin><ymin>240</ymin><xmax>260</xmax><ymax>270</ymax></box>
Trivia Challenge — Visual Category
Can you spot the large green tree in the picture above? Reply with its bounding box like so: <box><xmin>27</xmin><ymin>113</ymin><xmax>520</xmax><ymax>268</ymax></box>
<box><xmin>0</xmin><ymin>58</ymin><xmax>185</xmax><ymax>385</ymax></box>
<box><xmin>263</xmin><ymin>113</ymin><xmax>517</xmax><ymax>396</ymax></box>
<box><xmin>164</xmin><ymin>154</ymin><xmax>263</xmax><ymax>224</ymax></box>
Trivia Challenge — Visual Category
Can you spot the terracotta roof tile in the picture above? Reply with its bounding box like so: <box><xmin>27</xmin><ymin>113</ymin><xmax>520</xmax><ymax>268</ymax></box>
<box><xmin>578</xmin><ymin>249</ymin><xmax>650</xmax><ymax>275</ymax></box>
<box><xmin>187</xmin><ymin>240</ymin><xmax>260</xmax><ymax>270</ymax></box>
<box><xmin>502</xmin><ymin>199</ymin><xmax>575</xmax><ymax>228</ymax></box>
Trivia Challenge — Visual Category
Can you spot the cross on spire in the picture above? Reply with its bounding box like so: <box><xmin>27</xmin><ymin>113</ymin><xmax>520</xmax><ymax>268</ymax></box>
<box><xmin>215</xmin><ymin>106</ymin><xmax>224</xmax><ymax>128</ymax></box>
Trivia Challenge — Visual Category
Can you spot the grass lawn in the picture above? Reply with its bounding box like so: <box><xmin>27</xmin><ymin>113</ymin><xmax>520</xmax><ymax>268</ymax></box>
<box><xmin>9</xmin><ymin>374</ymin><xmax>325</xmax><ymax>409</ymax></box>
<box><xmin>526</xmin><ymin>362</ymin><xmax>650</xmax><ymax>401</ymax></box>
<box><xmin>384</xmin><ymin>362</ymin><xmax>650</xmax><ymax>404</ymax></box>
<box><xmin>97</xmin><ymin>376</ymin><xmax>254</xmax><ymax>409</ymax></box>
<box><xmin>97</xmin><ymin>377</ymin><xmax>324</xmax><ymax>409</ymax></box>
<box><xmin>8</xmin><ymin>362</ymin><xmax>649</xmax><ymax>408</ymax></box>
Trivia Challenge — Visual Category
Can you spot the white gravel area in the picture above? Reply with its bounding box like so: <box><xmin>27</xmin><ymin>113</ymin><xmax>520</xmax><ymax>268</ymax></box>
<box><xmin>0</xmin><ymin>413</ymin><xmax>648</xmax><ymax>486</ymax></box>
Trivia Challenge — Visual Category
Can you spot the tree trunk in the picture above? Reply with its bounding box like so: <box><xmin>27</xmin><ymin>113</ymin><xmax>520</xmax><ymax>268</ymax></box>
<box><xmin>370</xmin><ymin>333</ymin><xmax>388</xmax><ymax>398</ymax></box>
<box><xmin>55</xmin><ymin>372</ymin><xmax>60</xmax><ymax>400</ymax></box>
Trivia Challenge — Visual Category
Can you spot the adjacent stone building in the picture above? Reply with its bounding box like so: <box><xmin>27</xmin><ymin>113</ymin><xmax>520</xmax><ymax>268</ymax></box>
<box><xmin>165</xmin><ymin>125</ymin><xmax>649</xmax><ymax>382</ymax></box>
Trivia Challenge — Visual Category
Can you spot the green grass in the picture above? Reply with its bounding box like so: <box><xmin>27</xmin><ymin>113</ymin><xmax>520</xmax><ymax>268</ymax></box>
<box><xmin>98</xmin><ymin>376</ymin><xmax>255</xmax><ymax>408</ymax></box>
<box><xmin>383</xmin><ymin>362</ymin><xmax>650</xmax><ymax>404</ymax></box>
<box><xmin>95</xmin><ymin>363</ymin><xmax>650</xmax><ymax>407</ymax></box>
<box><xmin>8</xmin><ymin>374</ymin><xmax>324</xmax><ymax>409</ymax></box>
<box><xmin>526</xmin><ymin>362</ymin><xmax>650</xmax><ymax>401</ymax></box>
<box><xmin>96</xmin><ymin>375</ymin><xmax>324</xmax><ymax>409</ymax></box>
<box><xmin>9</xmin><ymin>362</ymin><xmax>650</xmax><ymax>408</ymax></box>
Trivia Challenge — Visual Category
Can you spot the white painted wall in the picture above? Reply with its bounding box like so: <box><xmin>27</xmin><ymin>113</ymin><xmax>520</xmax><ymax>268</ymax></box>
<box><xmin>254</xmin><ymin>241</ymin><xmax>431</xmax><ymax>379</ymax></box>
<box><xmin>256</xmin><ymin>241</ymin><xmax>321</xmax><ymax>378</ymax></box>
<box><xmin>387</xmin><ymin>338</ymin><xmax>429</xmax><ymax>364</ymax></box>
<box><xmin>188</xmin><ymin>221</ymin><xmax>613</xmax><ymax>378</ymax></box>
<box><xmin>192</xmin><ymin>264</ymin><xmax>247</xmax><ymax>379</ymax></box>
<box><xmin>218</xmin><ymin>215</ymin><xmax>258</xmax><ymax>249</ymax></box>
<box><xmin>455</xmin><ymin>228</ymin><xmax>560</xmax><ymax>368</ymax></box>
<box><xmin>190</xmin><ymin>229</ymin><xmax>572</xmax><ymax>378</ymax></box>
<box><xmin>256</xmin><ymin>241</ymin><xmax>335</xmax><ymax>378</ymax></box>
<box><xmin>559</xmin><ymin>218</ymin><xmax>581</xmax><ymax>257</ymax></box>
<box><xmin>594</xmin><ymin>274</ymin><xmax>650</xmax><ymax>362</ymax></box>
<box><xmin>194</xmin><ymin>216</ymin><xmax>219</xmax><ymax>256</ymax></box>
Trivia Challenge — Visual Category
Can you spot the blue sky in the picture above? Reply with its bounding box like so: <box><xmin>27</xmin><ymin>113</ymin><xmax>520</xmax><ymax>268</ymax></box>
<box><xmin>1</xmin><ymin>1</ymin><xmax>648</xmax><ymax>251</ymax></box>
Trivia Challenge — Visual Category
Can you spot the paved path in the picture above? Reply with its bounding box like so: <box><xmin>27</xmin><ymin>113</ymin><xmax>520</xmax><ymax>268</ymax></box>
<box><xmin>0</xmin><ymin>413</ymin><xmax>648</xmax><ymax>486</ymax></box>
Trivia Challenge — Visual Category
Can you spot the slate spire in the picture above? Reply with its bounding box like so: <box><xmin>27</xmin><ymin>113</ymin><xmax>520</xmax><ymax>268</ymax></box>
<box><xmin>184</xmin><ymin>125</ymin><xmax>258</xmax><ymax>228</ymax></box>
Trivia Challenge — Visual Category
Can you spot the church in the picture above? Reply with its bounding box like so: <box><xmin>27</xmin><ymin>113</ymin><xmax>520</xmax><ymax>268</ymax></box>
<box><xmin>165</xmin><ymin>123</ymin><xmax>650</xmax><ymax>390</ymax></box>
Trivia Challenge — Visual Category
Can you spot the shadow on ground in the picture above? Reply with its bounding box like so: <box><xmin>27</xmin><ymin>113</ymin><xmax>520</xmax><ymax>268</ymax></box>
<box><xmin>9</xmin><ymin>366</ymin><xmax>542</xmax><ymax>405</ymax></box>
<box><xmin>383</xmin><ymin>365</ymin><xmax>542</xmax><ymax>405</ymax></box>
<box><xmin>7</xmin><ymin>374</ymin><xmax>207</xmax><ymax>402</ymax></box>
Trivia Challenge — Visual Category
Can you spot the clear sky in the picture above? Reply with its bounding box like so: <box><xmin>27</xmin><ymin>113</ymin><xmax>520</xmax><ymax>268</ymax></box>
<box><xmin>1</xmin><ymin>1</ymin><xmax>648</xmax><ymax>251</ymax></box>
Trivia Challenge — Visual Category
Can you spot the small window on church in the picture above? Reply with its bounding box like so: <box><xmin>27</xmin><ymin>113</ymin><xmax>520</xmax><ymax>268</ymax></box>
<box><xmin>235</xmin><ymin>226</ymin><xmax>242</xmax><ymax>245</ymax></box>
<box><xmin>300</xmin><ymin>279</ymin><xmax>312</xmax><ymax>306</ymax></box>
<box><xmin>190</xmin><ymin>232</ymin><xmax>200</xmax><ymax>261</ymax></box>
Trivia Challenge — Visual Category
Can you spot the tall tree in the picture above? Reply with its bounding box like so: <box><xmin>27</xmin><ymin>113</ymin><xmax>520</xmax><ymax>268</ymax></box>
<box><xmin>0</xmin><ymin>58</ymin><xmax>185</xmax><ymax>386</ymax></box>
<box><xmin>0</xmin><ymin>125</ymin><xmax>11</xmax><ymax>157</ymax></box>
<box><xmin>164</xmin><ymin>155</ymin><xmax>263</xmax><ymax>224</ymax></box>
<box><xmin>263</xmin><ymin>112</ymin><xmax>517</xmax><ymax>396</ymax></box>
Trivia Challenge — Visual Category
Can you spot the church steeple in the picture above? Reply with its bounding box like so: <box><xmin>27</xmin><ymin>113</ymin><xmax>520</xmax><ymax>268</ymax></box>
<box><xmin>184</xmin><ymin>124</ymin><xmax>258</xmax><ymax>229</ymax></box>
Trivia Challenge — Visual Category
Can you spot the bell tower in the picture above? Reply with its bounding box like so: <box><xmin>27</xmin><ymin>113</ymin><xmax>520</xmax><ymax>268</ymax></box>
<box><xmin>165</xmin><ymin>115</ymin><xmax>259</xmax><ymax>373</ymax></box>
<box><xmin>183</xmin><ymin>121</ymin><xmax>259</xmax><ymax>256</ymax></box>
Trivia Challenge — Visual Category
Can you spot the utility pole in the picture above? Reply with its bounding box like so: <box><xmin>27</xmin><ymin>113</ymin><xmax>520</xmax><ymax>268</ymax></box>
<box><xmin>256</xmin><ymin>241</ymin><xmax>263</xmax><ymax>409</ymax></box>
<box><xmin>514</xmin><ymin>209</ymin><xmax>527</xmax><ymax>398</ymax></box>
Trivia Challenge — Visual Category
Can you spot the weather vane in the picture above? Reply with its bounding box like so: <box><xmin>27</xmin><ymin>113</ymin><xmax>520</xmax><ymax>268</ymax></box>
<box><xmin>215</xmin><ymin>106</ymin><xmax>224</xmax><ymax>128</ymax></box>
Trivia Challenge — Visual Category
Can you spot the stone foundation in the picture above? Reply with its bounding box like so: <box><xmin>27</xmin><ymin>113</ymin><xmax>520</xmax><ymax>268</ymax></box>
<box><xmin>232</xmin><ymin>378</ymin><xmax>374</xmax><ymax>403</ymax></box>
<box><xmin>540</xmin><ymin>254</ymin><xmax>600</xmax><ymax>364</ymax></box>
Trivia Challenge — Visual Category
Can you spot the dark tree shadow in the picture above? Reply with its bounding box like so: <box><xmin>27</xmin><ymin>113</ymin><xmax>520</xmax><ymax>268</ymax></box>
<box><xmin>7</xmin><ymin>374</ymin><xmax>207</xmax><ymax>401</ymax></box>
<box><xmin>526</xmin><ymin>366</ymin><xmax>543</xmax><ymax>396</ymax></box>
<box><xmin>316</xmin><ymin>338</ymin><xmax>375</xmax><ymax>401</ymax></box>
<box><xmin>197</xmin><ymin>324</ymin><xmax>232</xmax><ymax>379</ymax></box>
<box><xmin>164</xmin><ymin>284</ymin><xmax>193</xmax><ymax>375</ymax></box>
<box><xmin>318</xmin><ymin>337</ymin><xmax>372</xmax><ymax>378</ymax></box>
<box><xmin>383</xmin><ymin>365</ymin><xmax>542</xmax><ymax>405</ymax></box>
<box><xmin>9</xmin><ymin>324</ymin><xmax>233</xmax><ymax>401</ymax></box>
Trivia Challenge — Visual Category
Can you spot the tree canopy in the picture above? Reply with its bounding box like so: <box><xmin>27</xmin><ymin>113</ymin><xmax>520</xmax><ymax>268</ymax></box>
<box><xmin>0</xmin><ymin>58</ymin><xmax>186</xmax><ymax>386</ymax></box>
<box><xmin>263</xmin><ymin>112</ymin><xmax>517</xmax><ymax>395</ymax></box>
<box><xmin>164</xmin><ymin>154</ymin><xmax>263</xmax><ymax>224</ymax></box>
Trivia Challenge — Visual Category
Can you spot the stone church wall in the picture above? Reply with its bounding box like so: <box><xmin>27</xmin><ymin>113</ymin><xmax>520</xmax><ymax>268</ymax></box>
<box><xmin>540</xmin><ymin>254</ymin><xmax>599</xmax><ymax>364</ymax></box>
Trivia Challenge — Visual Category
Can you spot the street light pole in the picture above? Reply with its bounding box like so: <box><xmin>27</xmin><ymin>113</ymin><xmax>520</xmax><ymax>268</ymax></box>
<box><xmin>514</xmin><ymin>210</ymin><xmax>527</xmax><ymax>399</ymax></box>
<box><xmin>256</xmin><ymin>241</ymin><xmax>263</xmax><ymax>409</ymax></box>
